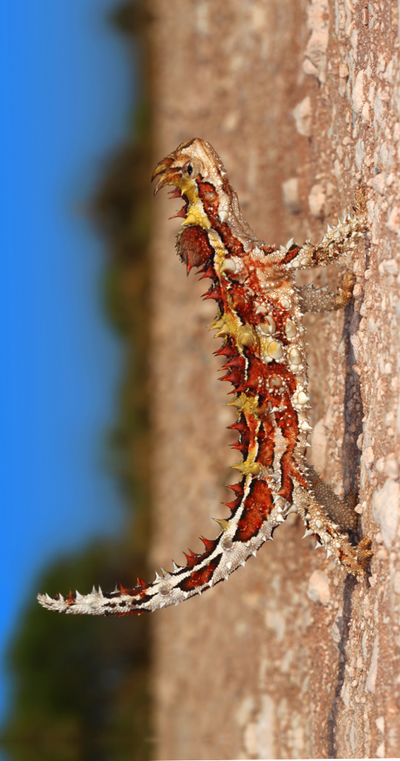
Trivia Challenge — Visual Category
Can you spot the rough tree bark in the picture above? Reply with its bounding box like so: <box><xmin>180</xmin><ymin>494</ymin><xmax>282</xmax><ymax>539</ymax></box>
<box><xmin>148</xmin><ymin>0</ymin><xmax>400</xmax><ymax>757</ymax></box>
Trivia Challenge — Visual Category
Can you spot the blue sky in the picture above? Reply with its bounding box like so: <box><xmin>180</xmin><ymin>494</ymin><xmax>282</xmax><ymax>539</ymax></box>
<box><xmin>0</xmin><ymin>0</ymin><xmax>136</xmax><ymax>726</ymax></box>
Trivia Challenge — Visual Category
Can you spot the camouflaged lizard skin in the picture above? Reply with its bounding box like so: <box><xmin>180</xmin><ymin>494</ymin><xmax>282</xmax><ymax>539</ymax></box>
<box><xmin>38</xmin><ymin>138</ymin><xmax>372</xmax><ymax>616</ymax></box>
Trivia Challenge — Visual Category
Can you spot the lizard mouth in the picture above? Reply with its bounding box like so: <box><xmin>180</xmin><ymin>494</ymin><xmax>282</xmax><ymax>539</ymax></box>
<box><xmin>152</xmin><ymin>153</ymin><xmax>182</xmax><ymax>196</ymax></box>
<box><xmin>152</xmin><ymin>159</ymin><xmax>187</xmax><ymax>220</ymax></box>
<box><xmin>151</xmin><ymin>138</ymin><xmax>198</xmax><ymax>196</ymax></box>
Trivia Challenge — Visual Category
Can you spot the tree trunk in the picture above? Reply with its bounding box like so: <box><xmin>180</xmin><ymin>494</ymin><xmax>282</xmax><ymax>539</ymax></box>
<box><xmin>148</xmin><ymin>0</ymin><xmax>400</xmax><ymax>757</ymax></box>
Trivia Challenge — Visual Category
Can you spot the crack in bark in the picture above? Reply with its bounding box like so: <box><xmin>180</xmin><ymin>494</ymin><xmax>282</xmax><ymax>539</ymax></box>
<box><xmin>327</xmin><ymin>266</ymin><xmax>368</xmax><ymax>755</ymax></box>
<box><xmin>342</xmin><ymin>299</ymin><xmax>363</xmax><ymax>497</ymax></box>
<box><xmin>327</xmin><ymin>573</ymin><xmax>357</xmax><ymax>757</ymax></box>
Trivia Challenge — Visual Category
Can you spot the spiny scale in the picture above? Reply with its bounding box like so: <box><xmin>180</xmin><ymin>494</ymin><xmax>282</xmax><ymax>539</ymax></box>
<box><xmin>38</xmin><ymin>138</ymin><xmax>372</xmax><ymax>617</ymax></box>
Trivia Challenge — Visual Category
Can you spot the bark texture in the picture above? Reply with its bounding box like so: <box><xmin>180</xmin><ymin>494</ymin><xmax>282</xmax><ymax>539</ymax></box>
<box><xmin>148</xmin><ymin>1</ymin><xmax>400</xmax><ymax>757</ymax></box>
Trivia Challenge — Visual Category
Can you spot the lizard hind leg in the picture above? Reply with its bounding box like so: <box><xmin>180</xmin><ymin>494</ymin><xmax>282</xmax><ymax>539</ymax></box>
<box><xmin>294</xmin><ymin>473</ymin><xmax>373</xmax><ymax>577</ymax></box>
<box><xmin>307</xmin><ymin>465</ymin><xmax>358</xmax><ymax>530</ymax></box>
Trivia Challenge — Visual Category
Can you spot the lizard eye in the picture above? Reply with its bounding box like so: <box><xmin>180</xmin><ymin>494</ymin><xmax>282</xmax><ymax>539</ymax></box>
<box><xmin>182</xmin><ymin>159</ymin><xmax>200</xmax><ymax>178</ymax></box>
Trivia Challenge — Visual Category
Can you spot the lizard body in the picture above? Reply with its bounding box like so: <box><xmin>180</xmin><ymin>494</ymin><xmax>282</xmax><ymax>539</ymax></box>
<box><xmin>38</xmin><ymin>138</ymin><xmax>372</xmax><ymax>616</ymax></box>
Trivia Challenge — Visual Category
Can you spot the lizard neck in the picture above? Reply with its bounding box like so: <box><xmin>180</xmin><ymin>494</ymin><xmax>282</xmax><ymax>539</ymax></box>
<box><xmin>180</xmin><ymin>174</ymin><xmax>264</xmax><ymax>255</ymax></box>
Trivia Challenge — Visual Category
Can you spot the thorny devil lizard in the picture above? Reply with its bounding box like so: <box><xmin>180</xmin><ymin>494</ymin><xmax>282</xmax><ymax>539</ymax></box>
<box><xmin>38</xmin><ymin>138</ymin><xmax>373</xmax><ymax>616</ymax></box>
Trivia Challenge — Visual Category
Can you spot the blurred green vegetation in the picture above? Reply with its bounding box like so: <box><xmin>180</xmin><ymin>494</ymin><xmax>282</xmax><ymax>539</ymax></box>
<box><xmin>1</xmin><ymin>544</ymin><xmax>151</xmax><ymax>761</ymax></box>
<box><xmin>94</xmin><ymin>107</ymin><xmax>153</xmax><ymax>516</ymax></box>
<box><xmin>0</xmin><ymin>2</ymin><xmax>155</xmax><ymax>759</ymax></box>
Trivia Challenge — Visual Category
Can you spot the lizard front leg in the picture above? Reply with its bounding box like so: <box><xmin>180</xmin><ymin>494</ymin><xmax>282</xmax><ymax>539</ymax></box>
<box><xmin>278</xmin><ymin>188</ymin><xmax>367</xmax><ymax>273</ymax></box>
<box><xmin>299</xmin><ymin>271</ymin><xmax>356</xmax><ymax>313</ymax></box>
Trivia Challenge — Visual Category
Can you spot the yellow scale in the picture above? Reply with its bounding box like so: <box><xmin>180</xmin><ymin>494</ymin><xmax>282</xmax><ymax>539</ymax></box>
<box><xmin>180</xmin><ymin>184</ymin><xmax>264</xmax><ymax>483</ymax></box>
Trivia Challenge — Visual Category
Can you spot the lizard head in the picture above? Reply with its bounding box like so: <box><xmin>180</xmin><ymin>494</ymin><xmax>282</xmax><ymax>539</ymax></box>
<box><xmin>152</xmin><ymin>137</ymin><xmax>228</xmax><ymax>201</ymax></box>
<box><xmin>152</xmin><ymin>138</ymin><xmax>261</xmax><ymax>251</ymax></box>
